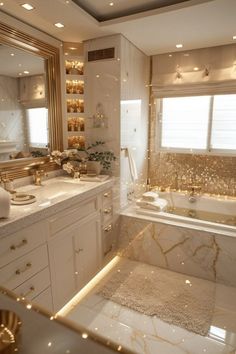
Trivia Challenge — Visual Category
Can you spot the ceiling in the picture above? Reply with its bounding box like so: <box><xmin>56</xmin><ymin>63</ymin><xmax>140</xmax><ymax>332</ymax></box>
<box><xmin>71</xmin><ymin>0</ymin><xmax>191</xmax><ymax>22</ymax></box>
<box><xmin>0</xmin><ymin>0</ymin><xmax>236</xmax><ymax>55</ymax></box>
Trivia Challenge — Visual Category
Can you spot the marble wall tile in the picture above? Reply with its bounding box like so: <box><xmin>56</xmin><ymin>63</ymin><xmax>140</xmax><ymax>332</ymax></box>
<box><xmin>118</xmin><ymin>215</ymin><xmax>236</xmax><ymax>287</ymax></box>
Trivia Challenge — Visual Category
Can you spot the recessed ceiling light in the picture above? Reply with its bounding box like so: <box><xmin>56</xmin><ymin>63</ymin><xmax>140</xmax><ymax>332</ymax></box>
<box><xmin>54</xmin><ymin>22</ymin><xmax>64</xmax><ymax>28</ymax></box>
<box><xmin>176</xmin><ymin>44</ymin><xmax>183</xmax><ymax>49</ymax></box>
<box><xmin>233</xmin><ymin>35</ymin><xmax>236</xmax><ymax>40</ymax></box>
<box><xmin>23</xmin><ymin>70</ymin><xmax>30</xmax><ymax>74</ymax></box>
<box><xmin>168</xmin><ymin>54</ymin><xmax>172</xmax><ymax>57</ymax></box>
<box><xmin>0</xmin><ymin>2</ymin><xmax>4</xmax><ymax>6</ymax></box>
<box><xmin>109</xmin><ymin>2</ymin><xmax>114</xmax><ymax>6</ymax></box>
<box><xmin>21</xmin><ymin>3</ymin><xmax>35</xmax><ymax>11</ymax></box>
<box><xmin>193</xmin><ymin>67</ymin><xmax>199</xmax><ymax>71</ymax></box>
<box><xmin>10</xmin><ymin>53</ymin><xmax>15</xmax><ymax>56</ymax></box>
<box><xmin>18</xmin><ymin>73</ymin><xmax>22</xmax><ymax>76</ymax></box>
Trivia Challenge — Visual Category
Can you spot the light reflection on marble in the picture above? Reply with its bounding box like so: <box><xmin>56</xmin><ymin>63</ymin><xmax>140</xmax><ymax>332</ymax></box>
<box><xmin>66</xmin><ymin>257</ymin><xmax>236</xmax><ymax>354</ymax></box>
<box><xmin>117</xmin><ymin>215</ymin><xmax>236</xmax><ymax>287</ymax></box>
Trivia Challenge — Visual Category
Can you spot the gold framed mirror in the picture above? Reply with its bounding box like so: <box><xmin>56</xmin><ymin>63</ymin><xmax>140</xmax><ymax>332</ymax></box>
<box><xmin>0</xmin><ymin>21</ymin><xmax>63</xmax><ymax>175</ymax></box>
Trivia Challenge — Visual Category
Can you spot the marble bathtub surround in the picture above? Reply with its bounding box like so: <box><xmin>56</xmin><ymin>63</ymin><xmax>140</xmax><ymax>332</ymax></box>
<box><xmin>117</xmin><ymin>215</ymin><xmax>236</xmax><ymax>287</ymax></box>
<box><xmin>98</xmin><ymin>258</ymin><xmax>215</xmax><ymax>336</ymax></box>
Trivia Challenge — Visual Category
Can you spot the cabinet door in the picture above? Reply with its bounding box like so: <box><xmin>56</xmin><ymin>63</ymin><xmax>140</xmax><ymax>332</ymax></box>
<box><xmin>73</xmin><ymin>213</ymin><xmax>102</xmax><ymax>290</ymax></box>
<box><xmin>48</xmin><ymin>232</ymin><xmax>76</xmax><ymax>312</ymax></box>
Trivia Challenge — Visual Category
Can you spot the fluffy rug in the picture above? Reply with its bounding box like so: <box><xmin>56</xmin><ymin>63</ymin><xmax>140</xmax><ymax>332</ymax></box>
<box><xmin>98</xmin><ymin>259</ymin><xmax>215</xmax><ymax>336</ymax></box>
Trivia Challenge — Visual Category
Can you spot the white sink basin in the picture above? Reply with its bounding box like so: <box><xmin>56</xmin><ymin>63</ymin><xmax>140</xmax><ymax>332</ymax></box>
<box><xmin>18</xmin><ymin>180</ymin><xmax>86</xmax><ymax>202</ymax></box>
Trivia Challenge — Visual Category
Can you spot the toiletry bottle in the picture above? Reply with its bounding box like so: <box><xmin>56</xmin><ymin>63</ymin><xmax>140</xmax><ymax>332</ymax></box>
<box><xmin>0</xmin><ymin>187</ymin><xmax>10</xmax><ymax>218</ymax></box>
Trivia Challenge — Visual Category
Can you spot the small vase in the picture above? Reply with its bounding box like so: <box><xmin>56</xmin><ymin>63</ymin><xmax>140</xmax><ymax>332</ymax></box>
<box><xmin>0</xmin><ymin>187</ymin><xmax>10</xmax><ymax>218</ymax></box>
<box><xmin>86</xmin><ymin>161</ymin><xmax>102</xmax><ymax>175</ymax></box>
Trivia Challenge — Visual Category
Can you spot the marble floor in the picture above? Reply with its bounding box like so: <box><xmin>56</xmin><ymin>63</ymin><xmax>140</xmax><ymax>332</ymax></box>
<box><xmin>64</xmin><ymin>257</ymin><xmax>236</xmax><ymax>354</ymax></box>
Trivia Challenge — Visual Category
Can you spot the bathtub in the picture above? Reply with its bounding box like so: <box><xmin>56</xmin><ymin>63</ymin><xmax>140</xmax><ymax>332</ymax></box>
<box><xmin>134</xmin><ymin>190</ymin><xmax>236</xmax><ymax>236</ymax></box>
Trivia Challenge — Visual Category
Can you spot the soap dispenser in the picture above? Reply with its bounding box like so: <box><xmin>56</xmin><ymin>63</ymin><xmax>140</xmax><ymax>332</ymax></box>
<box><xmin>0</xmin><ymin>186</ymin><xmax>11</xmax><ymax>218</ymax></box>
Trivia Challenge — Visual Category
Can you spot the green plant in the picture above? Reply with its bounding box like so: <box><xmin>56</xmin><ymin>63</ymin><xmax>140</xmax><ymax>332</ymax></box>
<box><xmin>78</xmin><ymin>141</ymin><xmax>116</xmax><ymax>170</ymax></box>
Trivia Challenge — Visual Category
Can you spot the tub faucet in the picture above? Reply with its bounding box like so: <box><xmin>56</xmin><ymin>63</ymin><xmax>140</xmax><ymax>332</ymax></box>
<box><xmin>188</xmin><ymin>185</ymin><xmax>201</xmax><ymax>203</ymax></box>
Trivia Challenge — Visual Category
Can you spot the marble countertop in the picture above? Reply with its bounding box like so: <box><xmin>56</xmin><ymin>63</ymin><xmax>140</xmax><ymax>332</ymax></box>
<box><xmin>0</xmin><ymin>176</ymin><xmax>113</xmax><ymax>238</ymax></box>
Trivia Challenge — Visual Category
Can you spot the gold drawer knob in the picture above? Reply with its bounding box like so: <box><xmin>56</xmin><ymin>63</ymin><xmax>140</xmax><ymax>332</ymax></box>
<box><xmin>104</xmin><ymin>207</ymin><xmax>112</xmax><ymax>214</ymax></box>
<box><xmin>10</xmin><ymin>239</ymin><xmax>28</xmax><ymax>251</ymax></box>
<box><xmin>15</xmin><ymin>262</ymin><xmax>32</xmax><ymax>275</ymax></box>
<box><xmin>103</xmin><ymin>192</ymin><xmax>110</xmax><ymax>198</ymax></box>
<box><xmin>21</xmin><ymin>286</ymin><xmax>35</xmax><ymax>298</ymax></box>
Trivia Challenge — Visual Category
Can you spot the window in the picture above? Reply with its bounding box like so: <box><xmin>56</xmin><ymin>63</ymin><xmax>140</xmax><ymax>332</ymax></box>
<box><xmin>158</xmin><ymin>94</ymin><xmax>236</xmax><ymax>154</ymax></box>
<box><xmin>26</xmin><ymin>107</ymin><xmax>48</xmax><ymax>148</ymax></box>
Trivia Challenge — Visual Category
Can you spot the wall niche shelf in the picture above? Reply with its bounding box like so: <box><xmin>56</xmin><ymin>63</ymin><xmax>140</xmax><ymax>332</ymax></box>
<box><xmin>64</xmin><ymin>57</ymin><xmax>85</xmax><ymax>149</ymax></box>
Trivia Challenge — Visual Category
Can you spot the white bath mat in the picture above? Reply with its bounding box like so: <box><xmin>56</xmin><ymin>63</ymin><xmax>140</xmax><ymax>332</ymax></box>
<box><xmin>98</xmin><ymin>258</ymin><xmax>216</xmax><ymax>336</ymax></box>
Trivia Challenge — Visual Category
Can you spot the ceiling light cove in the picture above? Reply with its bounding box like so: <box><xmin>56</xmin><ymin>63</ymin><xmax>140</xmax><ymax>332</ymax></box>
<box><xmin>54</xmin><ymin>23</ymin><xmax>65</xmax><ymax>28</ymax></box>
<box><xmin>21</xmin><ymin>3</ymin><xmax>35</xmax><ymax>11</ymax></box>
<box><xmin>176</xmin><ymin>44</ymin><xmax>183</xmax><ymax>49</ymax></box>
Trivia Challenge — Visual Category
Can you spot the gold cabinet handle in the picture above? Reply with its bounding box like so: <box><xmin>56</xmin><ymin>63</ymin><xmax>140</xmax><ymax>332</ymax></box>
<box><xmin>15</xmin><ymin>262</ymin><xmax>32</xmax><ymax>275</ymax></box>
<box><xmin>75</xmin><ymin>248</ymin><xmax>83</xmax><ymax>254</ymax></box>
<box><xmin>104</xmin><ymin>207</ymin><xmax>112</xmax><ymax>214</ymax></box>
<box><xmin>104</xmin><ymin>224</ymin><xmax>112</xmax><ymax>232</ymax></box>
<box><xmin>10</xmin><ymin>239</ymin><xmax>28</xmax><ymax>251</ymax></box>
<box><xmin>21</xmin><ymin>286</ymin><xmax>35</xmax><ymax>298</ymax></box>
<box><xmin>104</xmin><ymin>246</ymin><xmax>112</xmax><ymax>256</ymax></box>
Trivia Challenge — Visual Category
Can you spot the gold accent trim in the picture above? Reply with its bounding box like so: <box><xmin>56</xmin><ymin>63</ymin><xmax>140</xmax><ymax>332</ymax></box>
<box><xmin>0</xmin><ymin>21</ymin><xmax>63</xmax><ymax>177</ymax></box>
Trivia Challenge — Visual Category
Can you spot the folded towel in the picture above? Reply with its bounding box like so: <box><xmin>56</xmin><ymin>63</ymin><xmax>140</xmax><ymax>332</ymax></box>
<box><xmin>136</xmin><ymin>198</ymin><xmax>168</xmax><ymax>211</ymax></box>
<box><xmin>126</xmin><ymin>148</ymin><xmax>138</xmax><ymax>182</ymax></box>
<box><xmin>142</xmin><ymin>191</ymin><xmax>159</xmax><ymax>202</ymax></box>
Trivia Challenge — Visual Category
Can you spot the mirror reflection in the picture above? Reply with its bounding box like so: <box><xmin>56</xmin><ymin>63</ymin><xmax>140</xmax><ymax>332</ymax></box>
<box><xmin>0</xmin><ymin>44</ymin><xmax>48</xmax><ymax>161</ymax></box>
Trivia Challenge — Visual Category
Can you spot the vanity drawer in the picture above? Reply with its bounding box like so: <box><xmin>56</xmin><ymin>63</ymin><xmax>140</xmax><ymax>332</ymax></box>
<box><xmin>49</xmin><ymin>196</ymin><xmax>98</xmax><ymax>235</ymax></box>
<box><xmin>13</xmin><ymin>267</ymin><xmax>50</xmax><ymax>301</ymax></box>
<box><xmin>0</xmin><ymin>244</ymin><xmax>48</xmax><ymax>290</ymax></box>
<box><xmin>0</xmin><ymin>220</ymin><xmax>48</xmax><ymax>269</ymax></box>
<box><xmin>33</xmin><ymin>287</ymin><xmax>53</xmax><ymax>312</ymax></box>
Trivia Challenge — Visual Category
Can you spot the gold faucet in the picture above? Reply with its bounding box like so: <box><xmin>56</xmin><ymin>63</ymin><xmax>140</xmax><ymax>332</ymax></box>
<box><xmin>189</xmin><ymin>185</ymin><xmax>202</xmax><ymax>197</ymax></box>
<box><xmin>33</xmin><ymin>169</ymin><xmax>47</xmax><ymax>186</ymax></box>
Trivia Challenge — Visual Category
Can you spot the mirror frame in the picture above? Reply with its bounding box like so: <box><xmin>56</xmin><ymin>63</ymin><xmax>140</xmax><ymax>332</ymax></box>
<box><xmin>0</xmin><ymin>21</ymin><xmax>63</xmax><ymax>175</ymax></box>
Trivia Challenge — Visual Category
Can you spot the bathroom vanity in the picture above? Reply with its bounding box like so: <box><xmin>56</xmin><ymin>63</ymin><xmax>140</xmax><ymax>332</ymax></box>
<box><xmin>0</xmin><ymin>176</ymin><xmax>114</xmax><ymax>312</ymax></box>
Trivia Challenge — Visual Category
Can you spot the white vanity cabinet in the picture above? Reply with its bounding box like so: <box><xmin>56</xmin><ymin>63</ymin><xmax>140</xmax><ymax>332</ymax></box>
<box><xmin>0</xmin><ymin>220</ymin><xmax>53</xmax><ymax>311</ymax></box>
<box><xmin>74</xmin><ymin>212</ymin><xmax>101</xmax><ymax>290</ymax></box>
<box><xmin>48</xmin><ymin>193</ymin><xmax>103</xmax><ymax>312</ymax></box>
<box><xmin>0</xmin><ymin>181</ymin><xmax>114</xmax><ymax>314</ymax></box>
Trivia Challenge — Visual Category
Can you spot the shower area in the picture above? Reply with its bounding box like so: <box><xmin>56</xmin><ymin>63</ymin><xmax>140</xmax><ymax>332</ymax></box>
<box><xmin>59</xmin><ymin>37</ymin><xmax>236</xmax><ymax>354</ymax></box>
